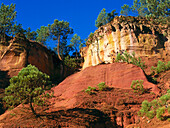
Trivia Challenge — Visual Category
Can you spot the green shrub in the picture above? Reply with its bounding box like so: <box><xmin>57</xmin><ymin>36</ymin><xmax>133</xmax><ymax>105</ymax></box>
<box><xmin>146</xmin><ymin>110</ymin><xmax>155</xmax><ymax>119</ymax></box>
<box><xmin>167</xmin><ymin>89</ymin><xmax>170</xmax><ymax>94</ymax></box>
<box><xmin>115</xmin><ymin>51</ymin><xmax>146</xmax><ymax>70</ymax></box>
<box><xmin>131</xmin><ymin>80</ymin><xmax>144</xmax><ymax>94</ymax></box>
<box><xmin>3</xmin><ymin>64</ymin><xmax>53</xmax><ymax>116</ymax></box>
<box><xmin>97</xmin><ymin>82</ymin><xmax>108</xmax><ymax>91</ymax></box>
<box><xmin>138</xmin><ymin>91</ymin><xmax>170</xmax><ymax>120</ymax></box>
<box><xmin>151</xmin><ymin>99</ymin><xmax>158</xmax><ymax>109</ymax></box>
<box><xmin>159</xmin><ymin>94</ymin><xmax>170</xmax><ymax>106</ymax></box>
<box><xmin>168</xmin><ymin>106</ymin><xmax>170</xmax><ymax>114</ymax></box>
<box><xmin>151</xmin><ymin>61</ymin><xmax>170</xmax><ymax>74</ymax></box>
<box><xmin>156</xmin><ymin>107</ymin><xmax>165</xmax><ymax>120</ymax></box>
<box><xmin>85</xmin><ymin>86</ymin><xmax>96</xmax><ymax>95</ymax></box>
<box><xmin>64</xmin><ymin>56</ymin><xmax>77</xmax><ymax>69</ymax></box>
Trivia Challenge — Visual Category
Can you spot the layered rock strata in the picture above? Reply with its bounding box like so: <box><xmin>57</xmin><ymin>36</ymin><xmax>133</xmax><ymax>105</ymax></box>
<box><xmin>81</xmin><ymin>16</ymin><xmax>169</xmax><ymax>69</ymax></box>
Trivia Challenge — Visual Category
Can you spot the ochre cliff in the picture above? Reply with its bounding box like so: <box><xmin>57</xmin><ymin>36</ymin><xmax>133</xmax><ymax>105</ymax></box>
<box><xmin>81</xmin><ymin>16</ymin><xmax>170</xmax><ymax>69</ymax></box>
<box><xmin>0</xmin><ymin>36</ymin><xmax>61</xmax><ymax>86</ymax></box>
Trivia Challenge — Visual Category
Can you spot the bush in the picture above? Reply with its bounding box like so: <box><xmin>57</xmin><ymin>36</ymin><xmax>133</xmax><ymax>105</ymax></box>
<box><xmin>85</xmin><ymin>86</ymin><xmax>96</xmax><ymax>95</ymax></box>
<box><xmin>159</xmin><ymin>94</ymin><xmax>170</xmax><ymax>106</ymax></box>
<box><xmin>151</xmin><ymin>61</ymin><xmax>170</xmax><ymax>74</ymax></box>
<box><xmin>146</xmin><ymin>110</ymin><xmax>155</xmax><ymax>119</ymax></box>
<box><xmin>138</xmin><ymin>91</ymin><xmax>170</xmax><ymax>120</ymax></box>
<box><xmin>64</xmin><ymin>56</ymin><xmax>77</xmax><ymax>69</ymax></box>
<box><xmin>97</xmin><ymin>82</ymin><xmax>108</xmax><ymax>91</ymax></box>
<box><xmin>115</xmin><ymin>51</ymin><xmax>146</xmax><ymax>70</ymax></box>
<box><xmin>156</xmin><ymin>107</ymin><xmax>165</xmax><ymax>120</ymax></box>
<box><xmin>3</xmin><ymin>64</ymin><xmax>53</xmax><ymax>116</ymax></box>
<box><xmin>131</xmin><ymin>80</ymin><xmax>144</xmax><ymax>94</ymax></box>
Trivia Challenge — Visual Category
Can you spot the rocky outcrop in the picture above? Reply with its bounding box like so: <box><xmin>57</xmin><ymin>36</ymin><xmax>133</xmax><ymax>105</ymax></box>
<box><xmin>0</xmin><ymin>36</ymin><xmax>58</xmax><ymax>77</ymax></box>
<box><xmin>81</xmin><ymin>16</ymin><xmax>170</xmax><ymax>69</ymax></box>
<box><xmin>0</xmin><ymin>36</ymin><xmax>63</xmax><ymax>88</ymax></box>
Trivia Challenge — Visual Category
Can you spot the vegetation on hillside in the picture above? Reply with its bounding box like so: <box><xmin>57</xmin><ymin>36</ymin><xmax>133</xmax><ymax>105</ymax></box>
<box><xmin>138</xmin><ymin>90</ymin><xmax>170</xmax><ymax>120</ymax></box>
<box><xmin>131</xmin><ymin>80</ymin><xmax>145</xmax><ymax>94</ymax></box>
<box><xmin>95</xmin><ymin>8</ymin><xmax>118</xmax><ymax>28</ymax></box>
<box><xmin>115</xmin><ymin>51</ymin><xmax>146</xmax><ymax>70</ymax></box>
<box><xmin>3</xmin><ymin>64</ymin><xmax>53</xmax><ymax>116</ymax></box>
<box><xmin>151</xmin><ymin>61</ymin><xmax>170</xmax><ymax>75</ymax></box>
<box><xmin>120</xmin><ymin>0</ymin><xmax>170</xmax><ymax>24</ymax></box>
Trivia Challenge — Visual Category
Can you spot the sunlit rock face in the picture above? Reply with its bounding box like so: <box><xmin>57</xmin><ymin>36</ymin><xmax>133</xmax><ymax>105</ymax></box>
<box><xmin>0</xmin><ymin>36</ymin><xmax>57</xmax><ymax>78</ymax></box>
<box><xmin>81</xmin><ymin>16</ymin><xmax>169</xmax><ymax>69</ymax></box>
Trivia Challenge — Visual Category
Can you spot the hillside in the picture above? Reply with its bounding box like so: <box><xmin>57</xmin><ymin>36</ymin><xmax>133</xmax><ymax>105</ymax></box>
<box><xmin>0</xmin><ymin>17</ymin><xmax>169</xmax><ymax>128</ymax></box>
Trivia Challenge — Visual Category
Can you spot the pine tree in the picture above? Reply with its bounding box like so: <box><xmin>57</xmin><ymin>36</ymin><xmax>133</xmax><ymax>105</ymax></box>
<box><xmin>70</xmin><ymin>34</ymin><xmax>83</xmax><ymax>58</ymax></box>
<box><xmin>26</xmin><ymin>27</ymin><xmax>37</xmax><ymax>41</ymax></box>
<box><xmin>0</xmin><ymin>3</ymin><xmax>16</xmax><ymax>41</ymax></box>
<box><xmin>3</xmin><ymin>64</ymin><xmax>52</xmax><ymax>116</ymax></box>
<box><xmin>36</xmin><ymin>26</ymin><xmax>50</xmax><ymax>44</ymax></box>
<box><xmin>50</xmin><ymin>19</ymin><xmax>73</xmax><ymax>60</ymax></box>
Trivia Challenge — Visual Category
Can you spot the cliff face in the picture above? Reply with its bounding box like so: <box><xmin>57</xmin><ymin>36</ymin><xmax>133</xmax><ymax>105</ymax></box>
<box><xmin>0</xmin><ymin>36</ymin><xmax>59</xmax><ymax>84</ymax></box>
<box><xmin>81</xmin><ymin>16</ymin><xmax>169</xmax><ymax>69</ymax></box>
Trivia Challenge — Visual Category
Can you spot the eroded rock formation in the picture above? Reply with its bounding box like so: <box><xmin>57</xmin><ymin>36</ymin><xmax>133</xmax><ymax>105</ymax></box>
<box><xmin>0</xmin><ymin>36</ymin><xmax>63</xmax><ymax>88</ymax></box>
<box><xmin>81</xmin><ymin>16</ymin><xmax>170</xmax><ymax>69</ymax></box>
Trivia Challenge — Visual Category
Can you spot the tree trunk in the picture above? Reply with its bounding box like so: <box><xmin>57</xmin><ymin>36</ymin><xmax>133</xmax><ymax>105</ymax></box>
<box><xmin>29</xmin><ymin>97</ymin><xmax>37</xmax><ymax>116</ymax></box>
<box><xmin>57</xmin><ymin>35</ymin><xmax>62</xmax><ymax>60</ymax></box>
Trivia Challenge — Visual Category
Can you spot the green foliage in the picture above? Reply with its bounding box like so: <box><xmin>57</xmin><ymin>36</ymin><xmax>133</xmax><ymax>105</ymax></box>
<box><xmin>151</xmin><ymin>61</ymin><xmax>170</xmax><ymax>74</ymax></box>
<box><xmin>13</xmin><ymin>24</ymin><xmax>26</xmax><ymax>36</ymax></box>
<box><xmin>95</xmin><ymin>8</ymin><xmax>108</xmax><ymax>28</ymax></box>
<box><xmin>0</xmin><ymin>3</ymin><xmax>16</xmax><ymax>41</ymax></box>
<box><xmin>86</xmin><ymin>32</ymin><xmax>94</xmax><ymax>45</ymax></box>
<box><xmin>3</xmin><ymin>64</ymin><xmax>53</xmax><ymax>116</ymax></box>
<box><xmin>70</xmin><ymin>34</ymin><xmax>84</xmax><ymax>58</ymax></box>
<box><xmin>50</xmin><ymin>19</ymin><xmax>73</xmax><ymax>60</ymax></box>
<box><xmin>146</xmin><ymin>110</ymin><xmax>155</xmax><ymax>119</ymax></box>
<box><xmin>120</xmin><ymin>4</ymin><xmax>131</xmax><ymax>16</ymax></box>
<box><xmin>120</xmin><ymin>0</ymin><xmax>170</xmax><ymax>24</ymax></box>
<box><xmin>138</xmin><ymin>91</ymin><xmax>170</xmax><ymax>120</ymax></box>
<box><xmin>26</xmin><ymin>27</ymin><xmax>37</xmax><ymax>41</ymax></box>
<box><xmin>64</xmin><ymin>56</ymin><xmax>77</xmax><ymax>69</ymax></box>
<box><xmin>167</xmin><ymin>89</ymin><xmax>170</xmax><ymax>94</ymax></box>
<box><xmin>36</xmin><ymin>26</ymin><xmax>50</xmax><ymax>44</ymax></box>
<box><xmin>156</xmin><ymin>107</ymin><xmax>165</xmax><ymax>120</ymax></box>
<box><xmin>159</xmin><ymin>94</ymin><xmax>170</xmax><ymax>106</ymax></box>
<box><xmin>85</xmin><ymin>86</ymin><xmax>96</xmax><ymax>95</ymax></box>
<box><xmin>131</xmin><ymin>80</ymin><xmax>144</xmax><ymax>94</ymax></box>
<box><xmin>115</xmin><ymin>51</ymin><xmax>146</xmax><ymax>70</ymax></box>
<box><xmin>95</xmin><ymin>8</ymin><xmax>117</xmax><ymax>28</ymax></box>
<box><xmin>97</xmin><ymin>82</ymin><xmax>108</xmax><ymax>91</ymax></box>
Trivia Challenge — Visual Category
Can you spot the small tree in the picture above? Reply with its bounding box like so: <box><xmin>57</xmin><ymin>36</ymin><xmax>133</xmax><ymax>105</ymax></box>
<box><xmin>131</xmin><ymin>80</ymin><xmax>144</xmax><ymax>94</ymax></box>
<box><xmin>95</xmin><ymin>8</ymin><xmax>117</xmax><ymax>28</ymax></box>
<box><xmin>3</xmin><ymin>64</ymin><xmax>53</xmax><ymax>116</ymax></box>
<box><xmin>50</xmin><ymin>19</ymin><xmax>73</xmax><ymax>60</ymax></box>
<box><xmin>70</xmin><ymin>34</ymin><xmax>83</xmax><ymax>59</ymax></box>
<box><xmin>26</xmin><ymin>27</ymin><xmax>37</xmax><ymax>41</ymax></box>
<box><xmin>0</xmin><ymin>3</ymin><xmax>17</xmax><ymax>41</ymax></box>
<box><xmin>36</xmin><ymin>26</ymin><xmax>50</xmax><ymax>45</ymax></box>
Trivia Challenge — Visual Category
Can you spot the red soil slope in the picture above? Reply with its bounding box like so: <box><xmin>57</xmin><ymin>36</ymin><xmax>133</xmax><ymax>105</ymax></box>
<box><xmin>52</xmin><ymin>63</ymin><xmax>159</xmax><ymax>109</ymax></box>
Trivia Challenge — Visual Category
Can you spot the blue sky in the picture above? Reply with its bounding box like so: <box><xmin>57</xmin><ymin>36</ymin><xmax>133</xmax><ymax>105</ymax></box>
<box><xmin>1</xmin><ymin>0</ymin><xmax>133</xmax><ymax>47</ymax></box>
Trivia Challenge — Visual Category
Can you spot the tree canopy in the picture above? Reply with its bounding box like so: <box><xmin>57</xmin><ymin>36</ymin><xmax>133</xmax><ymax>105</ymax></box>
<box><xmin>70</xmin><ymin>34</ymin><xmax>83</xmax><ymax>58</ymax></box>
<box><xmin>36</xmin><ymin>26</ymin><xmax>50</xmax><ymax>44</ymax></box>
<box><xmin>95</xmin><ymin>8</ymin><xmax>118</xmax><ymax>28</ymax></box>
<box><xmin>0</xmin><ymin>3</ymin><xmax>16</xmax><ymax>41</ymax></box>
<box><xmin>120</xmin><ymin>0</ymin><xmax>170</xmax><ymax>23</ymax></box>
<box><xmin>3</xmin><ymin>64</ymin><xmax>52</xmax><ymax>116</ymax></box>
<box><xmin>50</xmin><ymin>19</ymin><xmax>73</xmax><ymax>60</ymax></box>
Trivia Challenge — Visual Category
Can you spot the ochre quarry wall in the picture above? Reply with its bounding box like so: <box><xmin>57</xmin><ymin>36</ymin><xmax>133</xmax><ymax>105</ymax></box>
<box><xmin>0</xmin><ymin>36</ymin><xmax>58</xmax><ymax>78</ymax></box>
<box><xmin>81</xmin><ymin>16</ymin><xmax>170</xmax><ymax>69</ymax></box>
